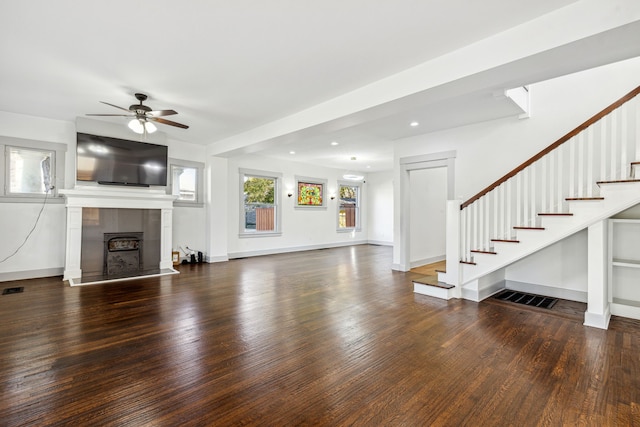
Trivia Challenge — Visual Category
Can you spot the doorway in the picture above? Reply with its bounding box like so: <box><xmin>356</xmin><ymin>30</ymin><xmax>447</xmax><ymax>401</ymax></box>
<box><xmin>396</xmin><ymin>151</ymin><xmax>455</xmax><ymax>272</ymax></box>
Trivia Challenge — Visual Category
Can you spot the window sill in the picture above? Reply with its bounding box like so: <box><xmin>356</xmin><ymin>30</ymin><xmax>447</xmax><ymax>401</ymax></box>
<box><xmin>239</xmin><ymin>231</ymin><xmax>282</xmax><ymax>238</ymax></box>
<box><xmin>0</xmin><ymin>195</ymin><xmax>65</xmax><ymax>204</ymax></box>
<box><xmin>337</xmin><ymin>228</ymin><xmax>361</xmax><ymax>233</ymax></box>
<box><xmin>173</xmin><ymin>201</ymin><xmax>204</xmax><ymax>208</ymax></box>
<box><xmin>294</xmin><ymin>206</ymin><xmax>327</xmax><ymax>210</ymax></box>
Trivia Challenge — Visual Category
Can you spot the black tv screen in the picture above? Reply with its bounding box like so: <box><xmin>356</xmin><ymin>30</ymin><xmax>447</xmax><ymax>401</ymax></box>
<box><xmin>76</xmin><ymin>133</ymin><xmax>168</xmax><ymax>187</ymax></box>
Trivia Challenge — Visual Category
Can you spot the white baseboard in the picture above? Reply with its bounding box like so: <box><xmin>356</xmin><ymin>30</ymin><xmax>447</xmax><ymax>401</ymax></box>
<box><xmin>228</xmin><ymin>240</ymin><xmax>369</xmax><ymax>259</ymax></box>
<box><xmin>584</xmin><ymin>308</ymin><xmax>611</xmax><ymax>329</ymax></box>
<box><xmin>461</xmin><ymin>280</ymin><xmax>505</xmax><ymax>302</ymax></box>
<box><xmin>367</xmin><ymin>240</ymin><xmax>393</xmax><ymax>246</ymax></box>
<box><xmin>410</xmin><ymin>255</ymin><xmax>445</xmax><ymax>268</ymax></box>
<box><xmin>505</xmin><ymin>280</ymin><xmax>587</xmax><ymax>303</ymax></box>
<box><xmin>392</xmin><ymin>263</ymin><xmax>410</xmax><ymax>272</ymax></box>
<box><xmin>206</xmin><ymin>255</ymin><xmax>229</xmax><ymax>263</ymax></box>
<box><xmin>0</xmin><ymin>267</ymin><xmax>64</xmax><ymax>283</ymax></box>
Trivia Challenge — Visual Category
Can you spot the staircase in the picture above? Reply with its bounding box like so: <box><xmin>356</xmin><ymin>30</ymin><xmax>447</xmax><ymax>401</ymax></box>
<box><xmin>415</xmin><ymin>85</ymin><xmax>640</xmax><ymax>302</ymax></box>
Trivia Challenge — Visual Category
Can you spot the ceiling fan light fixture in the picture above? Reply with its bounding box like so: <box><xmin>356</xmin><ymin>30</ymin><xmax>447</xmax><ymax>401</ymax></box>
<box><xmin>128</xmin><ymin>118</ymin><xmax>157</xmax><ymax>134</ymax></box>
<box><xmin>145</xmin><ymin>121</ymin><xmax>157</xmax><ymax>134</ymax></box>
<box><xmin>128</xmin><ymin>118</ymin><xmax>145</xmax><ymax>134</ymax></box>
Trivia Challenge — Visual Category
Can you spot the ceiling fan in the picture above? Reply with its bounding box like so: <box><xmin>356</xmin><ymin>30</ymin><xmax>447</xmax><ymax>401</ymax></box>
<box><xmin>87</xmin><ymin>93</ymin><xmax>189</xmax><ymax>134</ymax></box>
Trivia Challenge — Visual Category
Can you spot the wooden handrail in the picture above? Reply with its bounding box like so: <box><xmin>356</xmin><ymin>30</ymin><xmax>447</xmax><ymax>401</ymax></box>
<box><xmin>461</xmin><ymin>84</ymin><xmax>640</xmax><ymax>210</ymax></box>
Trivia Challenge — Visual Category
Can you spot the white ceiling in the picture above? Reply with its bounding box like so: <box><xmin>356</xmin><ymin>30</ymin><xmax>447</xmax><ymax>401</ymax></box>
<box><xmin>1</xmin><ymin>0</ymin><xmax>638</xmax><ymax>172</ymax></box>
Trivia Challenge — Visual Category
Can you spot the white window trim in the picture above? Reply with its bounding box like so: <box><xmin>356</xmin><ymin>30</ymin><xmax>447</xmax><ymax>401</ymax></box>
<box><xmin>337</xmin><ymin>180</ymin><xmax>362</xmax><ymax>232</ymax></box>
<box><xmin>294</xmin><ymin>175</ymin><xmax>328</xmax><ymax>210</ymax></box>
<box><xmin>168</xmin><ymin>158</ymin><xmax>204</xmax><ymax>207</ymax></box>
<box><xmin>0</xmin><ymin>136</ymin><xmax>66</xmax><ymax>203</ymax></box>
<box><xmin>239</xmin><ymin>168</ymin><xmax>282</xmax><ymax>238</ymax></box>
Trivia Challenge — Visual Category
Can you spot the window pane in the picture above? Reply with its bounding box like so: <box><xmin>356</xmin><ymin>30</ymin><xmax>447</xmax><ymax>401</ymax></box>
<box><xmin>8</xmin><ymin>147</ymin><xmax>53</xmax><ymax>194</ymax></box>
<box><xmin>244</xmin><ymin>176</ymin><xmax>276</xmax><ymax>231</ymax></box>
<box><xmin>172</xmin><ymin>166</ymin><xmax>197</xmax><ymax>201</ymax></box>
<box><xmin>339</xmin><ymin>185</ymin><xmax>358</xmax><ymax>229</ymax></box>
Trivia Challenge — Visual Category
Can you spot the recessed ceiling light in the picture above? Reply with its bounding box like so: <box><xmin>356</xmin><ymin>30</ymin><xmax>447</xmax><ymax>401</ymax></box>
<box><xmin>366</xmin><ymin>165</ymin><xmax>371</xmax><ymax>169</ymax></box>
<box><xmin>289</xmin><ymin>151</ymin><xmax>295</xmax><ymax>155</ymax></box>
<box><xmin>343</xmin><ymin>174</ymin><xmax>364</xmax><ymax>181</ymax></box>
<box><xmin>331</xmin><ymin>141</ymin><xmax>339</xmax><ymax>146</ymax></box>
<box><xmin>410</xmin><ymin>121</ymin><xmax>419</xmax><ymax>127</ymax></box>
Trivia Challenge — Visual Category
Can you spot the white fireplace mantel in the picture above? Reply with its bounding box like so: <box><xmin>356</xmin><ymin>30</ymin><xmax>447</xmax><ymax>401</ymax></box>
<box><xmin>60</xmin><ymin>186</ymin><xmax>177</xmax><ymax>285</ymax></box>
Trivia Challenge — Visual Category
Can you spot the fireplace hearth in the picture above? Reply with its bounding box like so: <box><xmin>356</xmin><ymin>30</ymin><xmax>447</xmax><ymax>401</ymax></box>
<box><xmin>104</xmin><ymin>232</ymin><xmax>143</xmax><ymax>276</ymax></box>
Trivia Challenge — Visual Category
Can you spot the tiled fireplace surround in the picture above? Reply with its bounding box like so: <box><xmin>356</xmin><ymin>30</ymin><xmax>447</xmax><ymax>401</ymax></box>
<box><xmin>61</xmin><ymin>186</ymin><xmax>177</xmax><ymax>286</ymax></box>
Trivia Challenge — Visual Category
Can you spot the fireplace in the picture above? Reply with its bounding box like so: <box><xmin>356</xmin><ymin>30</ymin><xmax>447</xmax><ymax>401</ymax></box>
<box><xmin>104</xmin><ymin>232</ymin><xmax>144</xmax><ymax>276</ymax></box>
<box><xmin>60</xmin><ymin>186</ymin><xmax>178</xmax><ymax>285</ymax></box>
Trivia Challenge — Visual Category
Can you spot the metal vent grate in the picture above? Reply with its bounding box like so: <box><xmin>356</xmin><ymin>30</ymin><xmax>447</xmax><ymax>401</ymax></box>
<box><xmin>494</xmin><ymin>290</ymin><xmax>557</xmax><ymax>309</ymax></box>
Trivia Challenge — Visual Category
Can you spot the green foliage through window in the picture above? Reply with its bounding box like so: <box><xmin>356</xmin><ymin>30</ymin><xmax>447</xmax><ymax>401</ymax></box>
<box><xmin>244</xmin><ymin>177</ymin><xmax>275</xmax><ymax>204</ymax></box>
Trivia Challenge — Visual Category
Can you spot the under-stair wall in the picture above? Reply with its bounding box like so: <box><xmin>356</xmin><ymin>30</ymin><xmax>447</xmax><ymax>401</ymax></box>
<box><xmin>455</xmin><ymin>85</ymin><xmax>640</xmax><ymax>294</ymax></box>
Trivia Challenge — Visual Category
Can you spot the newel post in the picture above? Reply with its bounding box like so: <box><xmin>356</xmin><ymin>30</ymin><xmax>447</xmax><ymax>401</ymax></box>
<box><xmin>446</xmin><ymin>199</ymin><xmax>462</xmax><ymax>298</ymax></box>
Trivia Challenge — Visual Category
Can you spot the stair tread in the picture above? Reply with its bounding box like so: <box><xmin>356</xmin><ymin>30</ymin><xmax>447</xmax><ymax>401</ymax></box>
<box><xmin>566</xmin><ymin>197</ymin><xmax>604</xmax><ymax>201</ymax></box>
<box><xmin>470</xmin><ymin>249</ymin><xmax>497</xmax><ymax>254</ymax></box>
<box><xmin>491</xmin><ymin>239</ymin><xmax>520</xmax><ymax>243</ymax></box>
<box><xmin>596</xmin><ymin>179</ymin><xmax>640</xmax><ymax>184</ymax></box>
<box><xmin>460</xmin><ymin>260</ymin><xmax>476</xmax><ymax>265</ymax></box>
<box><xmin>412</xmin><ymin>276</ymin><xmax>454</xmax><ymax>289</ymax></box>
<box><xmin>435</xmin><ymin>269</ymin><xmax>446</xmax><ymax>273</ymax></box>
<box><xmin>538</xmin><ymin>212</ymin><xmax>573</xmax><ymax>216</ymax></box>
<box><xmin>513</xmin><ymin>226</ymin><xmax>545</xmax><ymax>230</ymax></box>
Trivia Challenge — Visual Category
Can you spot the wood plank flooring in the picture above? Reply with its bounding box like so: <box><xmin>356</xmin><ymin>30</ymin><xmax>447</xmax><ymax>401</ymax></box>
<box><xmin>1</xmin><ymin>245</ymin><xmax>639</xmax><ymax>426</ymax></box>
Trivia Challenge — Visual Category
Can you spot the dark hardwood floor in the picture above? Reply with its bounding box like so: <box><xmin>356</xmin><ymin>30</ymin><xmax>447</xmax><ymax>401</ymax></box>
<box><xmin>1</xmin><ymin>245</ymin><xmax>639</xmax><ymax>426</ymax></box>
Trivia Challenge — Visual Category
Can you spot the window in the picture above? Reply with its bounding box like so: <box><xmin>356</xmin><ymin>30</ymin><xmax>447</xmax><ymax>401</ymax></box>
<box><xmin>169</xmin><ymin>159</ymin><xmax>204</xmax><ymax>207</ymax></box>
<box><xmin>295</xmin><ymin>176</ymin><xmax>328</xmax><ymax>209</ymax></box>
<box><xmin>8</xmin><ymin>147</ymin><xmax>54</xmax><ymax>195</ymax></box>
<box><xmin>338</xmin><ymin>182</ymin><xmax>361</xmax><ymax>231</ymax></box>
<box><xmin>240</xmin><ymin>168</ymin><xmax>281</xmax><ymax>237</ymax></box>
<box><xmin>0</xmin><ymin>136</ymin><xmax>66</xmax><ymax>201</ymax></box>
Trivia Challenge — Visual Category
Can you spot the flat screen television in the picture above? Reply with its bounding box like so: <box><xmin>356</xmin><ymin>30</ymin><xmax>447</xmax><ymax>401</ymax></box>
<box><xmin>76</xmin><ymin>132</ymin><xmax>168</xmax><ymax>187</ymax></box>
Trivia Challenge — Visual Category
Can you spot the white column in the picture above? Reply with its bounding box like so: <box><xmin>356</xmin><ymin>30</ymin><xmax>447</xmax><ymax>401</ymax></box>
<box><xmin>63</xmin><ymin>206</ymin><xmax>83</xmax><ymax>281</ymax></box>
<box><xmin>446</xmin><ymin>200</ymin><xmax>461</xmax><ymax>297</ymax></box>
<box><xmin>584</xmin><ymin>219</ymin><xmax>611</xmax><ymax>329</ymax></box>
<box><xmin>160</xmin><ymin>208</ymin><xmax>174</xmax><ymax>269</ymax></box>
<box><xmin>206</xmin><ymin>156</ymin><xmax>230</xmax><ymax>263</ymax></box>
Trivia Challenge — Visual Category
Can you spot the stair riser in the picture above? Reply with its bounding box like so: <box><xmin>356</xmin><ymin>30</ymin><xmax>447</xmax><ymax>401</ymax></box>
<box><xmin>413</xmin><ymin>282</ymin><xmax>455</xmax><ymax>300</ymax></box>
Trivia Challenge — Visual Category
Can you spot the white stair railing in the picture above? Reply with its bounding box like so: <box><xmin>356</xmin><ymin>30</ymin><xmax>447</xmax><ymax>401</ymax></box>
<box><xmin>459</xmin><ymin>88</ymin><xmax>640</xmax><ymax>265</ymax></box>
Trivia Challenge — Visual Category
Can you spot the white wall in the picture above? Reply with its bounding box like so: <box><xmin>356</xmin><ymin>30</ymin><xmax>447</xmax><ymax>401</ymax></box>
<box><xmin>366</xmin><ymin>171</ymin><xmax>393</xmax><ymax>245</ymax></box>
<box><xmin>226</xmin><ymin>154</ymin><xmax>368</xmax><ymax>257</ymax></box>
<box><xmin>504</xmin><ymin>230</ymin><xmax>588</xmax><ymax>300</ymax></box>
<box><xmin>393</xmin><ymin>56</ymin><xmax>640</xmax><ymax>273</ymax></box>
<box><xmin>409</xmin><ymin>167</ymin><xmax>447</xmax><ymax>265</ymax></box>
<box><xmin>0</xmin><ymin>114</ymin><xmax>207</xmax><ymax>281</ymax></box>
<box><xmin>0</xmin><ymin>112</ymin><xmax>74</xmax><ymax>280</ymax></box>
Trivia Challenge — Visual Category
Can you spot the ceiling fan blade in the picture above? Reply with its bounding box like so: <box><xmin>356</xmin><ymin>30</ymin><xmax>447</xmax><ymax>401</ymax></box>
<box><xmin>86</xmin><ymin>113</ymin><xmax>133</xmax><ymax>117</ymax></box>
<box><xmin>99</xmin><ymin>101</ymin><xmax>132</xmax><ymax>112</ymax></box>
<box><xmin>148</xmin><ymin>109</ymin><xmax>178</xmax><ymax>117</ymax></box>
<box><xmin>150</xmin><ymin>117</ymin><xmax>189</xmax><ymax>129</ymax></box>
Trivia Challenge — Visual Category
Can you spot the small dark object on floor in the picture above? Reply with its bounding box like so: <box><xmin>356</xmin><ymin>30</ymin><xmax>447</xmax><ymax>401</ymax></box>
<box><xmin>2</xmin><ymin>287</ymin><xmax>24</xmax><ymax>295</ymax></box>
<box><xmin>494</xmin><ymin>290</ymin><xmax>558</xmax><ymax>309</ymax></box>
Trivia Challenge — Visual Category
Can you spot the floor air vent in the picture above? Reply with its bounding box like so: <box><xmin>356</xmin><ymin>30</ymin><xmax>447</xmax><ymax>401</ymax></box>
<box><xmin>2</xmin><ymin>287</ymin><xmax>24</xmax><ymax>295</ymax></box>
<box><xmin>494</xmin><ymin>290</ymin><xmax>557</xmax><ymax>309</ymax></box>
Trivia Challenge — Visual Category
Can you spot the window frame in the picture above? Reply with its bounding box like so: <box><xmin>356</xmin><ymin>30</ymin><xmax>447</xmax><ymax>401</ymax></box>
<box><xmin>294</xmin><ymin>176</ymin><xmax>328</xmax><ymax>210</ymax></box>
<box><xmin>0</xmin><ymin>136</ymin><xmax>66</xmax><ymax>203</ymax></box>
<box><xmin>168</xmin><ymin>158</ymin><xmax>204</xmax><ymax>207</ymax></box>
<box><xmin>336</xmin><ymin>180</ymin><xmax>362</xmax><ymax>232</ymax></box>
<box><xmin>239</xmin><ymin>168</ymin><xmax>282</xmax><ymax>238</ymax></box>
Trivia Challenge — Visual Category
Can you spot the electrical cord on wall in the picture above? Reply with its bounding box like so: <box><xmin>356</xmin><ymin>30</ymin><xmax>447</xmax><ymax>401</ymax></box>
<box><xmin>0</xmin><ymin>188</ymin><xmax>51</xmax><ymax>265</ymax></box>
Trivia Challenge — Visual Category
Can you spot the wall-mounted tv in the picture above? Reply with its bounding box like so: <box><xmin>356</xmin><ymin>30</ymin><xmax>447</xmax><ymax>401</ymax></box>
<box><xmin>76</xmin><ymin>133</ymin><xmax>168</xmax><ymax>187</ymax></box>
